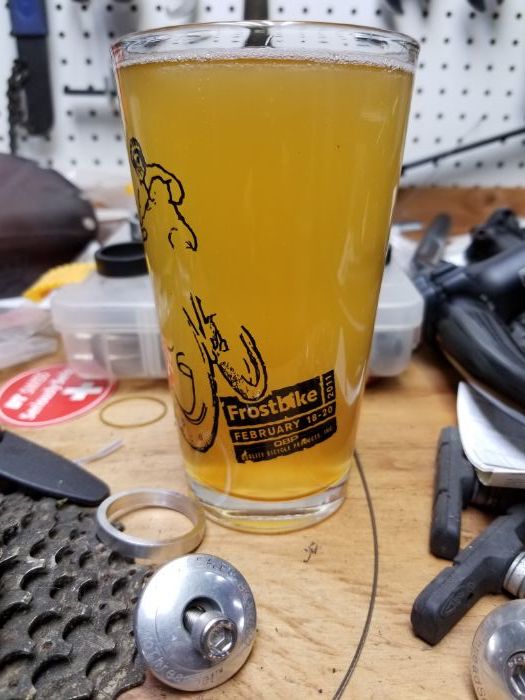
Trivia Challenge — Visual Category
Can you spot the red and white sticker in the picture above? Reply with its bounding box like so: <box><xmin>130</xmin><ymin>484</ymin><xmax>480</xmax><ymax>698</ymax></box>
<box><xmin>0</xmin><ymin>364</ymin><xmax>116</xmax><ymax>428</ymax></box>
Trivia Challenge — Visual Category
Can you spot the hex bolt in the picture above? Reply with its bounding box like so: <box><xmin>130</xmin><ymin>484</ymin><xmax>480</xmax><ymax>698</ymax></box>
<box><xmin>183</xmin><ymin>604</ymin><xmax>238</xmax><ymax>661</ymax></box>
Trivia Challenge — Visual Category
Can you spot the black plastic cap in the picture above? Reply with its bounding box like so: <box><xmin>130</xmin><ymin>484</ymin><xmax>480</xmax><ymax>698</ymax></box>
<box><xmin>95</xmin><ymin>242</ymin><xmax>148</xmax><ymax>277</ymax></box>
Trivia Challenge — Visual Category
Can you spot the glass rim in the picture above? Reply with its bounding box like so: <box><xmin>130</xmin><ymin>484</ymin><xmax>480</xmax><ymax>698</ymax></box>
<box><xmin>112</xmin><ymin>20</ymin><xmax>419</xmax><ymax>66</ymax></box>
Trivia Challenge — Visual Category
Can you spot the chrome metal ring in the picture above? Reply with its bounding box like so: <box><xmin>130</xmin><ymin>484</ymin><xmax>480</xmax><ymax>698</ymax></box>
<box><xmin>96</xmin><ymin>488</ymin><xmax>206</xmax><ymax>561</ymax></box>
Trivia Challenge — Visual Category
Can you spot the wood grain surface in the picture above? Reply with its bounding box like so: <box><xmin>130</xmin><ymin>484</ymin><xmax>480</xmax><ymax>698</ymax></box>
<box><xmin>2</xmin><ymin>187</ymin><xmax>524</xmax><ymax>699</ymax></box>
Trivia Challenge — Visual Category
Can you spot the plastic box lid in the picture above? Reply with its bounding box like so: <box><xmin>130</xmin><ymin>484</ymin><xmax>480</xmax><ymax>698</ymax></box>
<box><xmin>51</xmin><ymin>272</ymin><xmax>159</xmax><ymax>333</ymax></box>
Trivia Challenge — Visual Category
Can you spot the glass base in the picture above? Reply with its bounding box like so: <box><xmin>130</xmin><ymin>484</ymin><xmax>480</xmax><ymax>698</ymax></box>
<box><xmin>188</xmin><ymin>476</ymin><xmax>348</xmax><ymax>533</ymax></box>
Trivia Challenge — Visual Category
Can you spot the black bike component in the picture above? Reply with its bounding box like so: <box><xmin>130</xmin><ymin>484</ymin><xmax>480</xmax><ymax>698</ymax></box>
<box><xmin>412</xmin><ymin>235</ymin><xmax>525</xmax><ymax>408</ymax></box>
<box><xmin>436</xmin><ymin>297</ymin><xmax>525</xmax><ymax>408</ymax></box>
<box><xmin>430</xmin><ymin>427</ymin><xmax>475</xmax><ymax>560</ymax></box>
<box><xmin>0</xmin><ymin>430</ymin><xmax>109</xmax><ymax>506</ymax></box>
<box><xmin>466</xmin><ymin>209</ymin><xmax>525</xmax><ymax>262</ymax></box>
<box><xmin>431</xmin><ymin>427</ymin><xmax>524</xmax><ymax>560</ymax></box>
<box><xmin>412</xmin><ymin>503</ymin><xmax>525</xmax><ymax>646</ymax></box>
<box><xmin>0</xmin><ymin>491</ymin><xmax>149</xmax><ymax>698</ymax></box>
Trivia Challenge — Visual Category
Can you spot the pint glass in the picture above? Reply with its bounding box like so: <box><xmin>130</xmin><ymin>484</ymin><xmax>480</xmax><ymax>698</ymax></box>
<box><xmin>113</xmin><ymin>22</ymin><xmax>418</xmax><ymax>532</ymax></box>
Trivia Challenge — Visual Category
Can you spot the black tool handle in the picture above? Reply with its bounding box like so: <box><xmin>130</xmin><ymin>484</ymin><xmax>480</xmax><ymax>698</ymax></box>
<box><xmin>0</xmin><ymin>430</ymin><xmax>109</xmax><ymax>506</ymax></box>
<box><xmin>430</xmin><ymin>427</ymin><xmax>475</xmax><ymax>560</ymax></box>
<box><xmin>412</xmin><ymin>503</ymin><xmax>525</xmax><ymax>645</ymax></box>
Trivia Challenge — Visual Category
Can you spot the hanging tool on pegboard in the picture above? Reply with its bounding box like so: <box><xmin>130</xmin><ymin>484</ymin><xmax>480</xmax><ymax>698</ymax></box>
<box><xmin>7</xmin><ymin>0</ymin><xmax>54</xmax><ymax>154</ymax></box>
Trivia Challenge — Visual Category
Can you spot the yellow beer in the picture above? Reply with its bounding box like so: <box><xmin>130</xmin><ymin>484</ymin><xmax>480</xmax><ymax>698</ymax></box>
<box><xmin>116</xmin><ymin>31</ymin><xmax>415</xmax><ymax>530</ymax></box>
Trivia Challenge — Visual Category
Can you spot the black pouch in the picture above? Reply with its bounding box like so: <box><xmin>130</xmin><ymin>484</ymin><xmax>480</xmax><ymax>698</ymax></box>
<box><xmin>0</xmin><ymin>154</ymin><xmax>97</xmax><ymax>298</ymax></box>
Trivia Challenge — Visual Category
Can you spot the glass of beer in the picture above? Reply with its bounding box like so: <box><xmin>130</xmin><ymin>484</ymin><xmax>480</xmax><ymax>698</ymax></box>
<box><xmin>113</xmin><ymin>22</ymin><xmax>418</xmax><ymax>532</ymax></box>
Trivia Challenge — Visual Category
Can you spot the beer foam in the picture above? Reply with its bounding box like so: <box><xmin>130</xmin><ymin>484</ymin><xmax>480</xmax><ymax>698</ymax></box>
<box><xmin>117</xmin><ymin>48</ymin><xmax>416</xmax><ymax>75</ymax></box>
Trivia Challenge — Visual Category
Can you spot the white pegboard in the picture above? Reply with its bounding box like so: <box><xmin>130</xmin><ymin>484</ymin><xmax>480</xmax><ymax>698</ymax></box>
<box><xmin>0</xmin><ymin>0</ymin><xmax>524</xmax><ymax>186</ymax></box>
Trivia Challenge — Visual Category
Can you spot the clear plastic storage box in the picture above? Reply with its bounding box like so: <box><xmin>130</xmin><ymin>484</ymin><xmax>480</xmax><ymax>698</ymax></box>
<box><xmin>369</xmin><ymin>258</ymin><xmax>424</xmax><ymax>378</ymax></box>
<box><xmin>52</xmin><ymin>244</ymin><xmax>424</xmax><ymax>380</ymax></box>
<box><xmin>51</xmin><ymin>244</ymin><xmax>165</xmax><ymax>379</ymax></box>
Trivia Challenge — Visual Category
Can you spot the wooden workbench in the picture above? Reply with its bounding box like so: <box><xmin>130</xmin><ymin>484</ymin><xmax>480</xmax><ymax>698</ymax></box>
<box><xmin>2</xmin><ymin>188</ymin><xmax>525</xmax><ymax>699</ymax></box>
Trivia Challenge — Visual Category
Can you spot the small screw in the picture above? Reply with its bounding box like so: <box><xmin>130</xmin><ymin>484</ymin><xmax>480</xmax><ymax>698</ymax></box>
<box><xmin>184</xmin><ymin>604</ymin><xmax>238</xmax><ymax>661</ymax></box>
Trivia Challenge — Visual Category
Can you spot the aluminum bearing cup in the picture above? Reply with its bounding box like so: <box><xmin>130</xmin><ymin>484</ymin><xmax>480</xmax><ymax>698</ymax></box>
<box><xmin>471</xmin><ymin>600</ymin><xmax>525</xmax><ymax>700</ymax></box>
<box><xmin>134</xmin><ymin>554</ymin><xmax>257</xmax><ymax>691</ymax></box>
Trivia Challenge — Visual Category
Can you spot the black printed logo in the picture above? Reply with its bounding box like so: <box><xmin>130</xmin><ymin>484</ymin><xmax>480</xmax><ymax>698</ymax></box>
<box><xmin>221</xmin><ymin>371</ymin><xmax>337</xmax><ymax>463</ymax></box>
<box><xmin>168</xmin><ymin>294</ymin><xmax>268</xmax><ymax>452</ymax></box>
<box><xmin>129</xmin><ymin>137</ymin><xmax>197</xmax><ymax>251</ymax></box>
<box><xmin>128</xmin><ymin>137</ymin><xmax>337</xmax><ymax>461</ymax></box>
